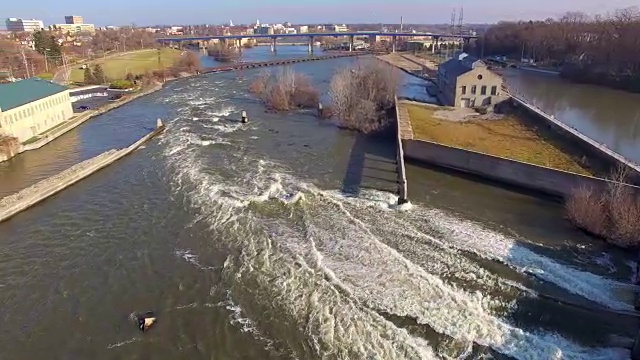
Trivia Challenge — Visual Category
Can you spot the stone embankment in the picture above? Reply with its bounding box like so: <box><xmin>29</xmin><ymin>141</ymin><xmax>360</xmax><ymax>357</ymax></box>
<box><xmin>0</xmin><ymin>123</ymin><xmax>165</xmax><ymax>223</ymax></box>
<box><xmin>377</xmin><ymin>53</ymin><xmax>438</xmax><ymax>79</ymax></box>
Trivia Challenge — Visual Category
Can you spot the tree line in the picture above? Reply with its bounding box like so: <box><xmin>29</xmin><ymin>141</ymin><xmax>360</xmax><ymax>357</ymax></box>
<box><xmin>476</xmin><ymin>7</ymin><xmax>640</xmax><ymax>92</ymax></box>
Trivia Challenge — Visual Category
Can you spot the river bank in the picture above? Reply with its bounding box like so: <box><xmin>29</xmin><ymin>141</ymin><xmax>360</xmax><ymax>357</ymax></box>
<box><xmin>0</xmin><ymin>83</ymin><xmax>164</xmax><ymax>164</ymax></box>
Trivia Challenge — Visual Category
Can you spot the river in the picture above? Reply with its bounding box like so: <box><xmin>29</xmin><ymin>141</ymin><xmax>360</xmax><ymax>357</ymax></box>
<box><xmin>502</xmin><ymin>68</ymin><xmax>640</xmax><ymax>165</ymax></box>
<box><xmin>0</xmin><ymin>47</ymin><xmax>636</xmax><ymax>359</ymax></box>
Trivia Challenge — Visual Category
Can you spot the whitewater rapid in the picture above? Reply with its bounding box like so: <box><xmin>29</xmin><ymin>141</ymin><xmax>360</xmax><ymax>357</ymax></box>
<box><xmin>155</xmin><ymin>74</ymin><xmax>631</xmax><ymax>359</ymax></box>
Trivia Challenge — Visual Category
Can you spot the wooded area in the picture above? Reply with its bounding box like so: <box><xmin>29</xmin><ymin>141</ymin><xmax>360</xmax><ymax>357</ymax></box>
<box><xmin>479</xmin><ymin>7</ymin><xmax>640</xmax><ymax>92</ymax></box>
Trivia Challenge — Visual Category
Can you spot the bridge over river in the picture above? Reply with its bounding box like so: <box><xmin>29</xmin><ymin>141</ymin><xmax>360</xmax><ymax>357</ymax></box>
<box><xmin>159</xmin><ymin>31</ymin><xmax>476</xmax><ymax>53</ymax></box>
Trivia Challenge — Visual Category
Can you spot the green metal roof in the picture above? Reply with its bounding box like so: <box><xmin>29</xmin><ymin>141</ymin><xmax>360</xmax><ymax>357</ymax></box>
<box><xmin>0</xmin><ymin>78</ymin><xmax>67</xmax><ymax>112</ymax></box>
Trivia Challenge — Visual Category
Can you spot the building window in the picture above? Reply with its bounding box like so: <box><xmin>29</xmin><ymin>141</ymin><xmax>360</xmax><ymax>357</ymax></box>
<box><xmin>491</xmin><ymin>86</ymin><xmax>497</xmax><ymax>95</ymax></box>
<box><xmin>477</xmin><ymin>74</ymin><xmax>483</xmax><ymax>80</ymax></box>
<box><xmin>471</xmin><ymin>85</ymin><xmax>477</xmax><ymax>95</ymax></box>
<box><xmin>481</xmin><ymin>86</ymin><xmax>487</xmax><ymax>95</ymax></box>
<box><xmin>461</xmin><ymin>86</ymin><xmax>467</xmax><ymax>95</ymax></box>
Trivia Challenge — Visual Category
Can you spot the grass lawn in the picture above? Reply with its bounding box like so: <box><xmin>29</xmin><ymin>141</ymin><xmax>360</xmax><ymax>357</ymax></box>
<box><xmin>70</xmin><ymin>48</ymin><xmax>182</xmax><ymax>83</ymax></box>
<box><xmin>36</xmin><ymin>73</ymin><xmax>54</xmax><ymax>80</ymax></box>
<box><xmin>406</xmin><ymin>103</ymin><xmax>591</xmax><ymax>175</ymax></box>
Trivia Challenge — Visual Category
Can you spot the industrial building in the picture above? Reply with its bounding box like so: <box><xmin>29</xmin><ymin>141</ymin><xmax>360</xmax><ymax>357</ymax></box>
<box><xmin>437</xmin><ymin>52</ymin><xmax>505</xmax><ymax>108</ymax></box>
<box><xmin>5</xmin><ymin>18</ymin><xmax>44</xmax><ymax>32</ymax></box>
<box><xmin>0</xmin><ymin>78</ymin><xmax>73</xmax><ymax>143</ymax></box>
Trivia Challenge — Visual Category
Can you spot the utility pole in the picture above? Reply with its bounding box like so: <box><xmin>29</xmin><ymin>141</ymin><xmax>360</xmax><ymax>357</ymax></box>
<box><xmin>157</xmin><ymin>48</ymin><xmax>164</xmax><ymax>83</ymax></box>
<box><xmin>19</xmin><ymin>47</ymin><xmax>30</xmax><ymax>78</ymax></box>
<box><xmin>458</xmin><ymin>6</ymin><xmax>464</xmax><ymax>52</ymax></box>
<box><xmin>62</xmin><ymin>52</ymin><xmax>69</xmax><ymax>84</ymax></box>
<box><xmin>44</xmin><ymin>48</ymin><xmax>50</xmax><ymax>72</ymax></box>
<box><xmin>449</xmin><ymin>8</ymin><xmax>456</xmax><ymax>60</ymax></box>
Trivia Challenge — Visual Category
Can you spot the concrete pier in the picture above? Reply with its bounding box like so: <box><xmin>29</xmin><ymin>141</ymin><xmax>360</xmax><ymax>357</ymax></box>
<box><xmin>0</xmin><ymin>121</ymin><xmax>166</xmax><ymax>224</ymax></box>
<box><xmin>394</xmin><ymin>96</ymin><xmax>409</xmax><ymax>205</ymax></box>
<box><xmin>308</xmin><ymin>36</ymin><xmax>314</xmax><ymax>53</ymax></box>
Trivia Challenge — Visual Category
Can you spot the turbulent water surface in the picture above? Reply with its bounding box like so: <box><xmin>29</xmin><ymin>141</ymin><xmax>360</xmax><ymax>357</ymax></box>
<box><xmin>0</xmin><ymin>49</ymin><xmax>637</xmax><ymax>359</ymax></box>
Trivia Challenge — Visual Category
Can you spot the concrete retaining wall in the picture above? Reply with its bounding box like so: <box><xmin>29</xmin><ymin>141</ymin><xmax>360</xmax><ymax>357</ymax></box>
<box><xmin>394</xmin><ymin>97</ymin><xmax>408</xmax><ymax>203</ymax></box>
<box><xmin>0</xmin><ymin>126</ymin><xmax>165</xmax><ymax>224</ymax></box>
<box><xmin>511</xmin><ymin>96</ymin><xmax>640</xmax><ymax>184</ymax></box>
<box><xmin>403</xmin><ymin>139</ymin><xmax>640</xmax><ymax>198</ymax></box>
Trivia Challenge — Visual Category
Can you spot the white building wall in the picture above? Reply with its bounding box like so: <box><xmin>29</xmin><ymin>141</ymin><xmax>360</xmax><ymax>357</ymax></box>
<box><xmin>0</xmin><ymin>91</ymin><xmax>73</xmax><ymax>142</ymax></box>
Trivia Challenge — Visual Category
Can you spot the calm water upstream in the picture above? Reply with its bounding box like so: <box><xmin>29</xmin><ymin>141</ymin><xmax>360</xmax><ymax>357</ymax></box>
<box><xmin>502</xmin><ymin>69</ymin><xmax>640</xmax><ymax>164</ymax></box>
<box><xmin>0</xmin><ymin>48</ymin><xmax>636</xmax><ymax>359</ymax></box>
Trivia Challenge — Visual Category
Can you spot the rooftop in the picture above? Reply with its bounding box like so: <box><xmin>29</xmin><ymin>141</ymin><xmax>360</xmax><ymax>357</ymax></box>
<box><xmin>0</xmin><ymin>78</ymin><xmax>67</xmax><ymax>112</ymax></box>
<box><xmin>439</xmin><ymin>52</ymin><xmax>484</xmax><ymax>79</ymax></box>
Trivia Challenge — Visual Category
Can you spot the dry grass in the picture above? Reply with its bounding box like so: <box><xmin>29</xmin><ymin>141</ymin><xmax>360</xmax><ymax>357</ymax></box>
<box><xmin>406</xmin><ymin>103</ymin><xmax>590</xmax><ymax>175</ymax></box>
<box><xmin>249</xmin><ymin>68</ymin><xmax>319</xmax><ymax>111</ymax></box>
<box><xmin>566</xmin><ymin>169</ymin><xmax>640</xmax><ymax>249</ymax></box>
<box><xmin>0</xmin><ymin>136</ymin><xmax>19</xmax><ymax>157</ymax></box>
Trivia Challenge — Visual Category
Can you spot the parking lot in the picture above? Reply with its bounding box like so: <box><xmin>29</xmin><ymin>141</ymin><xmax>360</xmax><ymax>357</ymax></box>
<box><xmin>70</xmin><ymin>86</ymin><xmax>127</xmax><ymax>113</ymax></box>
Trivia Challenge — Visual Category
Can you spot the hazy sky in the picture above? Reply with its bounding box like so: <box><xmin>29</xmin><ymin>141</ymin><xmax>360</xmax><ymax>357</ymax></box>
<box><xmin>2</xmin><ymin>0</ymin><xmax>638</xmax><ymax>27</ymax></box>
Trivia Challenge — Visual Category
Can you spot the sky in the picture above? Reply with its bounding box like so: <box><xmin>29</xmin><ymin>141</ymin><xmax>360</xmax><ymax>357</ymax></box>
<box><xmin>1</xmin><ymin>0</ymin><xmax>639</xmax><ymax>27</ymax></box>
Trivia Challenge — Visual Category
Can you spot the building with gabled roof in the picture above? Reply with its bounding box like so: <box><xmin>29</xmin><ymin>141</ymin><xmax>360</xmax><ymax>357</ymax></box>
<box><xmin>437</xmin><ymin>52</ymin><xmax>505</xmax><ymax>108</ymax></box>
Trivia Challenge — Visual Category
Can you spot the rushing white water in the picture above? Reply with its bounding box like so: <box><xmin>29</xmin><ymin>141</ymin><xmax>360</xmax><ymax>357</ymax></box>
<box><xmin>156</xmin><ymin>79</ymin><xmax>631</xmax><ymax>359</ymax></box>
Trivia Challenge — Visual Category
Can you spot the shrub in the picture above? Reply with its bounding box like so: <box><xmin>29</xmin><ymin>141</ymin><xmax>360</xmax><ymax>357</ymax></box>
<box><xmin>172</xmin><ymin>51</ymin><xmax>201</xmax><ymax>74</ymax></box>
<box><xmin>109</xmin><ymin>79</ymin><xmax>134</xmax><ymax>89</ymax></box>
<box><xmin>0</xmin><ymin>136</ymin><xmax>20</xmax><ymax>157</ymax></box>
<box><xmin>249</xmin><ymin>70</ymin><xmax>270</xmax><ymax>95</ymax></box>
<box><xmin>92</xmin><ymin>64</ymin><xmax>106</xmax><ymax>84</ymax></box>
<box><xmin>566</xmin><ymin>186</ymin><xmax>608</xmax><ymax>238</ymax></box>
<box><xmin>565</xmin><ymin>168</ymin><xmax>640</xmax><ymax>249</ymax></box>
<box><xmin>249</xmin><ymin>68</ymin><xmax>319</xmax><ymax>111</ymax></box>
<box><xmin>329</xmin><ymin>59</ymin><xmax>399</xmax><ymax>133</ymax></box>
<box><xmin>83</xmin><ymin>67</ymin><xmax>96</xmax><ymax>85</ymax></box>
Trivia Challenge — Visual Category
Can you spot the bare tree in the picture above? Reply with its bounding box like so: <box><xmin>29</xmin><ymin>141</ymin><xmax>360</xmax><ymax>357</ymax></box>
<box><xmin>249</xmin><ymin>67</ymin><xmax>319</xmax><ymax>111</ymax></box>
<box><xmin>329</xmin><ymin>60</ymin><xmax>399</xmax><ymax>133</ymax></box>
<box><xmin>477</xmin><ymin>6</ymin><xmax>640</xmax><ymax>92</ymax></box>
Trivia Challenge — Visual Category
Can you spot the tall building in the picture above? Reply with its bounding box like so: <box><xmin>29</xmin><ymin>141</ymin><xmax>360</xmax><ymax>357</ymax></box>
<box><xmin>64</xmin><ymin>15</ymin><xmax>84</xmax><ymax>24</ymax></box>
<box><xmin>5</xmin><ymin>18</ymin><xmax>44</xmax><ymax>32</ymax></box>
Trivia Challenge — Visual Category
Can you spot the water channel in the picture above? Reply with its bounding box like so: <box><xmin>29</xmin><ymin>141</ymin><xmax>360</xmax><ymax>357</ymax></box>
<box><xmin>0</xmin><ymin>47</ymin><xmax>637</xmax><ymax>359</ymax></box>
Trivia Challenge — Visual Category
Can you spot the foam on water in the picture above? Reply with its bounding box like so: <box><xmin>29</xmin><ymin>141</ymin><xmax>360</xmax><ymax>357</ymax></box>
<box><xmin>158</xmin><ymin>80</ymin><xmax>630</xmax><ymax>359</ymax></box>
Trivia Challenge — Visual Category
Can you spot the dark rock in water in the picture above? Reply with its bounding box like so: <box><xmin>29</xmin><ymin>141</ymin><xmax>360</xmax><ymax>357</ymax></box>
<box><xmin>136</xmin><ymin>311</ymin><xmax>157</xmax><ymax>332</ymax></box>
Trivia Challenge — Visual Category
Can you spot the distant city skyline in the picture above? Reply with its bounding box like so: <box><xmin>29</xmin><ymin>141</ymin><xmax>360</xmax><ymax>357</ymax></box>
<box><xmin>1</xmin><ymin>0</ymin><xmax>639</xmax><ymax>28</ymax></box>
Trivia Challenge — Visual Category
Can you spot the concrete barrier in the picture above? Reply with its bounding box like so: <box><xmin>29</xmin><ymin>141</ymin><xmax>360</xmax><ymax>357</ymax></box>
<box><xmin>394</xmin><ymin>96</ymin><xmax>408</xmax><ymax>204</ymax></box>
<box><xmin>403</xmin><ymin>138</ymin><xmax>640</xmax><ymax>198</ymax></box>
<box><xmin>509</xmin><ymin>94</ymin><xmax>640</xmax><ymax>184</ymax></box>
<box><xmin>0</xmin><ymin>123</ymin><xmax>165</xmax><ymax>223</ymax></box>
